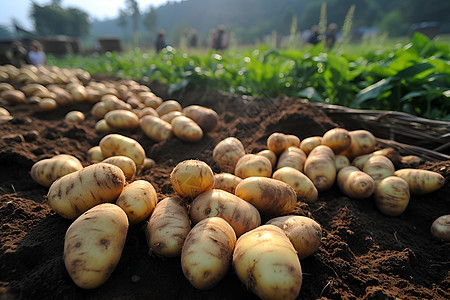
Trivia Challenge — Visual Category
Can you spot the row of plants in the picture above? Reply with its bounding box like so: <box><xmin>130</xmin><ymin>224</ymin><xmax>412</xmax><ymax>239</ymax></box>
<box><xmin>49</xmin><ymin>33</ymin><xmax>450</xmax><ymax>120</ymax></box>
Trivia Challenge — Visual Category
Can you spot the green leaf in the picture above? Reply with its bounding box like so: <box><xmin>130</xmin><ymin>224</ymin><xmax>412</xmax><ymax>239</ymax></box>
<box><xmin>353</xmin><ymin>78</ymin><xmax>395</xmax><ymax>107</ymax></box>
<box><xmin>395</xmin><ymin>63</ymin><xmax>434</xmax><ymax>79</ymax></box>
<box><xmin>297</xmin><ymin>87</ymin><xmax>324</xmax><ymax>102</ymax></box>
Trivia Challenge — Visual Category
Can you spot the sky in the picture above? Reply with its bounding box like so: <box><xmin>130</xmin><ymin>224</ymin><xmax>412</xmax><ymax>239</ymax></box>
<box><xmin>1</xmin><ymin>0</ymin><xmax>175</xmax><ymax>31</ymax></box>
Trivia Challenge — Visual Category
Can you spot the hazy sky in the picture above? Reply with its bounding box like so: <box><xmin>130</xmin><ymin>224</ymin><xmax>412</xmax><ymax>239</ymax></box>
<box><xmin>1</xmin><ymin>0</ymin><xmax>177</xmax><ymax>31</ymax></box>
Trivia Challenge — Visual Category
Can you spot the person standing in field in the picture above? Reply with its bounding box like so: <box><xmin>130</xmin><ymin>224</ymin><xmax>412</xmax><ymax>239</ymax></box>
<box><xmin>214</xmin><ymin>25</ymin><xmax>229</xmax><ymax>51</ymax></box>
<box><xmin>325</xmin><ymin>23</ymin><xmax>338</xmax><ymax>49</ymax></box>
<box><xmin>155</xmin><ymin>30</ymin><xmax>168</xmax><ymax>54</ymax></box>
<box><xmin>27</xmin><ymin>40</ymin><xmax>46</xmax><ymax>66</ymax></box>
<box><xmin>307</xmin><ymin>25</ymin><xmax>320</xmax><ymax>45</ymax></box>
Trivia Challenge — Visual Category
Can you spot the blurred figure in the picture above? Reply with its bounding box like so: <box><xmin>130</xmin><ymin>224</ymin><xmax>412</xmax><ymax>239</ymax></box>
<box><xmin>214</xmin><ymin>25</ymin><xmax>228</xmax><ymax>51</ymax></box>
<box><xmin>28</xmin><ymin>40</ymin><xmax>46</xmax><ymax>66</ymax></box>
<box><xmin>155</xmin><ymin>30</ymin><xmax>168</xmax><ymax>53</ymax></box>
<box><xmin>325</xmin><ymin>23</ymin><xmax>338</xmax><ymax>49</ymax></box>
<box><xmin>307</xmin><ymin>25</ymin><xmax>320</xmax><ymax>45</ymax></box>
<box><xmin>189</xmin><ymin>29</ymin><xmax>198</xmax><ymax>48</ymax></box>
<box><xmin>11</xmin><ymin>40</ymin><xmax>29</xmax><ymax>67</ymax></box>
<box><xmin>209</xmin><ymin>28</ymin><xmax>218</xmax><ymax>50</ymax></box>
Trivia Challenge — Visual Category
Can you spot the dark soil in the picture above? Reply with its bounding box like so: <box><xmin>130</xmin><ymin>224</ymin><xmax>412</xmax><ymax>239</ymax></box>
<box><xmin>0</xmin><ymin>80</ymin><xmax>449</xmax><ymax>300</ymax></box>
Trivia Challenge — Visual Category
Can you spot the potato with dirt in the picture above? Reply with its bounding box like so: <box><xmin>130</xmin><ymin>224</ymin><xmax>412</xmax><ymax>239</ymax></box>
<box><xmin>65</xmin><ymin>111</ymin><xmax>85</xmax><ymax>123</ymax></box>
<box><xmin>171</xmin><ymin>115</ymin><xmax>204</xmax><ymax>142</ymax></box>
<box><xmin>337</xmin><ymin>166</ymin><xmax>376</xmax><ymax>199</ymax></box>
<box><xmin>99</xmin><ymin>133</ymin><xmax>146</xmax><ymax>166</ymax></box>
<box><xmin>145</xmin><ymin>196</ymin><xmax>191</xmax><ymax>258</ymax></box>
<box><xmin>335</xmin><ymin>154</ymin><xmax>350</xmax><ymax>171</ymax></box>
<box><xmin>300</xmin><ymin>136</ymin><xmax>322</xmax><ymax>155</ymax></box>
<box><xmin>182</xmin><ymin>105</ymin><xmax>219</xmax><ymax>133</ymax></box>
<box><xmin>181</xmin><ymin>217</ymin><xmax>236</xmax><ymax>290</ymax></box>
<box><xmin>267</xmin><ymin>132</ymin><xmax>289</xmax><ymax>155</ymax></box>
<box><xmin>104</xmin><ymin>109</ymin><xmax>140</xmax><ymax>130</ymax></box>
<box><xmin>213</xmin><ymin>137</ymin><xmax>246</xmax><ymax>173</ymax></box>
<box><xmin>31</xmin><ymin>154</ymin><xmax>83</xmax><ymax>188</ymax></box>
<box><xmin>303</xmin><ymin>145</ymin><xmax>336</xmax><ymax>192</ymax></box>
<box><xmin>234</xmin><ymin>154</ymin><xmax>272</xmax><ymax>179</ymax></box>
<box><xmin>341</xmin><ymin>130</ymin><xmax>376</xmax><ymax>160</ymax></box>
<box><xmin>363</xmin><ymin>155</ymin><xmax>395</xmax><ymax>186</ymax></box>
<box><xmin>430</xmin><ymin>215</ymin><xmax>450</xmax><ymax>242</ymax></box>
<box><xmin>213</xmin><ymin>173</ymin><xmax>242</xmax><ymax>194</ymax></box>
<box><xmin>232</xmin><ymin>225</ymin><xmax>302</xmax><ymax>300</ymax></box>
<box><xmin>272</xmin><ymin>167</ymin><xmax>318</xmax><ymax>203</ymax></box>
<box><xmin>102</xmin><ymin>156</ymin><xmax>137</xmax><ymax>181</ymax></box>
<box><xmin>140</xmin><ymin>115</ymin><xmax>173</xmax><ymax>142</ymax></box>
<box><xmin>64</xmin><ymin>203</ymin><xmax>129</xmax><ymax>289</ymax></box>
<box><xmin>47</xmin><ymin>163</ymin><xmax>126</xmax><ymax>219</ymax></box>
<box><xmin>285</xmin><ymin>134</ymin><xmax>300</xmax><ymax>147</ymax></box>
<box><xmin>276</xmin><ymin>146</ymin><xmax>307</xmax><ymax>172</ymax></box>
<box><xmin>393</xmin><ymin>169</ymin><xmax>446</xmax><ymax>195</ymax></box>
<box><xmin>87</xmin><ymin>146</ymin><xmax>104</xmax><ymax>163</ymax></box>
<box><xmin>256</xmin><ymin>149</ymin><xmax>277</xmax><ymax>168</ymax></box>
<box><xmin>266</xmin><ymin>215</ymin><xmax>322</xmax><ymax>259</ymax></box>
<box><xmin>1</xmin><ymin>90</ymin><xmax>26</xmax><ymax>104</ymax></box>
<box><xmin>321</xmin><ymin>128</ymin><xmax>351</xmax><ymax>154</ymax></box>
<box><xmin>170</xmin><ymin>159</ymin><xmax>215</xmax><ymax>199</ymax></box>
<box><xmin>190</xmin><ymin>189</ymin><xmax>261</xmax><ymax>237</ymax></box>
<box><xmin>374</xmin><ymin>176</ymin><xmax>410</xmax><ymax>216</ymax></box>
<box><xmin>156</xmin><ymin>99</ymin><xmax>182</xmax><ymax>116</ymax></box>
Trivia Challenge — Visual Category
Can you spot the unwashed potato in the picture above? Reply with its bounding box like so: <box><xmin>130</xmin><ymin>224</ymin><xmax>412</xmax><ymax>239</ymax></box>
<box><xmin>394</xmin><ymin>168</ymin><xmax>445</xmax><ymax>195</ymax></box>
<box><xmin>256</xmin><ymin>149</ymin><xmax>277</xmax><ymax>168</ymax></box>
<box><xmin>399</xmin><ymin>155</ymin><xmax>422</xmax><ymax>168</ymax></box>
<box><xmin>156</xmin><ymin>99</ymin><xmax>182</xmax><ymax>116</ymax></box>
<box><xmin>181</xmin><ymin>217</ymin><xmax>236</xmax><ymax>290</ymax></box>
<box><xmin>267</xmin><ymin>132</ymin><xmax>289</xmax><ymax>156</ymax></box>
<box><xmin>99</xmin><ymin>133</ymin><xmax>146</xmax><ymax>166</ymax></box>
<box><xmin>182</xmin><ymin>105</ymin><xmax>219</xmax><ymax>133</ymax></box>
<box><xmin>266</xmin><ymin>215</ymin><xmax>322</xmax><ymax>259</ymax></box>
<box><xmin>115</xmin><ymin>180</ymin><xmax>158</xmax><ymax>224</ymax></box>
<box><xmin>31</xmin><ymin>154</ymin><xmax>83</xmax><ymax>188</ymax></box>
<box><xmin>171</xmin><ymin>115</ymin><xmax>203</xmax><ymax>142</ymax></box>
<box><xmin>232</xmin><ymin>225</ymin><xmax>302</xmax><ymax>300</ymax></box>
<box><xmin>351</xmin><ymin>153</ymin><xmax>372</xmax><ymax>170</ymax></box>
<box><xmin>95</xmin><ymin>119</ymin><xmax>112</xmax><ymax>133</ymax></box>
<box><xmin>213</xmin><ymin>137</ymin><xmax>246</xmax><ymax>173</ymax></box>
<box><xmin>337</xmin><ymin>166</ymin><xmax>376</xmax><ymax>199</ymax></box>
<box><xmin>160</xmin><ymin>111</ymin><xmax>182</xmax><ymax>123</ymax></box>
<box><xmin>430</xmin><ymin>215</ymin><xmax>450</xmax><ymax>242</ymax></box>
<box><xmin>104</xmin><ymin>109</ymin><xmax>140</xmax><ymax>130</ymax></box>
<box><xmin>91</xmin><ymin>102</ymin><xmax>110</xmax><ymax>119</ymax></box>
<box><xmin>321</xmin><ymin>128</ymin><xmax>351</xmax><ymax>154</ymax></box>
<box><xmin>0</xmin><ymin>107</ymin><xmax>10</xmax><ymax>116</ymax></box>
<box><xmin>38</xmin><ymin>98</ymin><xmax>58</xmax><ymax>111</ymax></box>
<box><xmin>213</xmin><ymin>173</ymin><xmax>242</xmax><ymax>194</ymax></box>
<box><xmin>47</xmin><ymin>163</ymin><xmax>126</xmax><ymax>219</ymax></box>
<box><xmin>272</xmin><ymin>167</ymin><xmax>318</xmax><ymax>203</ymax></box>
<box><xmin>136</xmin><ymin>106</ymin><xmax>159</xmax><ymax>118</ymax></box>
<box><xmin>65</xmin><ymin>111</ymin><xmax>85</xmax><ymax>123</ymax></box>
<box><xmin>64</xmin><ymin>203</ymin><xmax>128</xmax><ymax>289</ymax></box>
<box><xmin>285</xmin><ymin>134</ymin><xmax>300</xmax><ymax>147</ymax></box>
<box><xmin>303</xmin><ymin>145</ymin><xmax>336</xmax><ymax>192</ymax></box>
<box><xmin>144</xmin><ymin>96</ymin><xmax>163</xmax><ymax>108</ymax></box>
<box><xmin>0</xmin><ymin>83</ymin><xmax>14</xmax><ymax>92</ymax></box>
<box><xmin>300</xmin><ymin>136</ymin><xmax>323</xmax><ymax>155</ymax></box>
<box><xmin>1</xmin><ymin>90</ymin><xmax>26</xmax><ymax>104</ymax></box>
<box><xmin>363</xmin><ymin>155</ymin><xmax>395</xmax><ymax>186</ymax></box>
<box><xmin>235</xmin><ymin>177</ymin><xmax>297</xmax><ymax>218</ymax></box>
<box><xmin>190</xmin><ymin>189</ymin><xmax>261</xmax><ymax>237</ymax></box>
<box><xmin>170</xmin><ymin>159</ymin><xmax>215</xmax><ymax>199</ymax></box>
<box><xmin>102</xmin><ymin>156</ymin><xmax>137</xmax><ymax>181</ymax></box>
<box><xmin>341</xmin><ymin>130</ymin><xmax>376</xmax><ymax>160</ymax></box>
<box><xmin>145</xmin><ymin>196</ymin><xmax>191</xmax><ymax>258</ymax></box>
<box><xmin>374</xmin><ymin>176</ymin><xmax>410</xmax><ymax>216</ymax></box>
<box><xmin>140</xmin><ymin>115</ymin><xmax>173</xmax><ymax>142</ymax></box>
<box><xmin>335</xmin><ymin>154</ymin><xmax>350</xmax><ymax>171</ymax></box>
<box><xmin>234</xmin><ymin>154</ymin><xmax>272</xmax><ymax>179</ymax></box>
<box><xmin>276</xmin><ymin>146</ymin><xmax>307</xmax><ymax>172</ymax></box>
<box><xmin>87</xmin><ymin>146</ymin><xmax>105</xmax><ymax>163</ymax></box>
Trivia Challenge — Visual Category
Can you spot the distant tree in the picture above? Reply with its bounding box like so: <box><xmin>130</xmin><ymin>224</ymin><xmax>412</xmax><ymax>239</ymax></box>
<box><xmin>143</xmin><ymin>6</ymin><xmax>158</xmax><ymax>35</ymax></box>
<box><xmin>117</xmin><ymin>8</ymin><xmax>129</xmax><ymax>37</ymax></box>
<box><xmin>377</xmin><ymin>10</ymin><xmax>409</xmax><ymax>37</ymax></box>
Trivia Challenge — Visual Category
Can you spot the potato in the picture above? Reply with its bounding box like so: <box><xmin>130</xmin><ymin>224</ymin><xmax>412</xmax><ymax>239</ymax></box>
<box><xmin>1</xmin><ymin>90</ymin><xmax>26</xmax><ymax>104</ymax></box>
<box><xmin>394</xmin><ymin>168</ymin><xmax>445</xmax><ymax>195</ymax></box>
<box><xmin>303</xmin><ymin>145</ymin><xmax>336</xmax><ymax>192</ymax></box>
<box><xmin>65</xmin><ymin>111</ymin><xmax>85</xmax><ymax>123</ymax></box>
<box><xmin>156</xmin><ymin>99</ymin><xmax>182</xmax><ymax>116</ymax></box>
<box><xmin>322</xmin><ymin>128</ymin><xmax>351</xmax><ymax>154</ymax></box>
<box><xmin>335</xmin><ymin>154</ymin><xmax>350</xmax><ymax>171</ymax></box>
<box><xmin>363</xmin><ymin>155</ymin><xmax>395</xmax><ymax>186</ymax></box>
<box><xmin>272</xmin><ymin>167</ymin><xmax>318</xmax><ymax>203</ymax></box>
<box><xmin>372</xmin><ymin>148</ymin><xmax>401</xmax><ymax>167</ymax></box>
<box><xmin>266</xmin><ymin>215</ymin><xmax>322</xmax><ymax>259</ymax></box>
<box><xmin>115</xmin><ymin>180</ymin><xmax>158</xmax><ymax>224</ymax></box>
<box><xmin>144</xmin><ymin>96</ymin><xmax>163</xmax><ymax>109</ymax></box>
<box><xmin>87</xmin><ymin>146</ymin><xmax>105</xmax><ymax>163</ymax></box>
<box><xmin>190</xmin><ymin>189</ymin><xmax>261</xmax><ymax>236</ymax></box>
<box><xmin>342</xmin><ymin>130</ymin><xmax>376</xmax><ymax>160</ymax></box>
<box><xmin>213</xmin><ymin>137</ymin><xmax>246</xmax><ymax>173</ymax></box>
<box><xmin>137</xmin><ymin>106</ymin><xmax>158</xmax><ymax>118</ymax></box>
<box><xmin>276</xmin><ymin>146</ymin><xmax>307</xmax><ymax>172</ymax></box>
<box><xmin>50</xmin><ymin>86</ymin><xmax>73</xmax><ymax>106</ymax></box>
<box><xmin>267</xmin><ymin>132</ymin><xmax>289</xmax><ymax>155</ymax></box>
<box><xmin>234</xmin><ymin>154</ymin><xmax>272</xmax><ymax>179</ymax></box>
<box><xmin>232</xmin><ymin>225</ymin><xmax>302</xmax><ymax>300</ymax></box>
<box><xmin>0</xmin><ymin>83</ymin><xmax>14</xmax><ymax>92</ymax></box>
<box><xmin>374</xmin><ymin>176</ymin><xmax>410</xmax><ymax>216</ymax></box>
<box><xmin>256</xmin><ymin>149</ymin><xmax>277</xmax><ymax>167</ymax></box>
<box><xmin>171</xmin><ymin>116</ymin><xmax>203</xmax><ymax>142</ymax></box>
<box><xmin>351</xmin><ymin>153</ymin><xmax>372</xmax><ymax>170</ymax></box>
<box><xmin>102</xmin><ymin>156</ymin><xmax>137</xmax><ymax>181</ymax></box>
<box><xmin>21</xmin><ymin>83</ymin><xmax>50</xmax><ymax>97</ymax></box>
<box><xmin>300</xmin><ymin>136</ymin><xmax>322</xmax><ymax>155</ymax></box>
<box><xmin>430</xmin><ymin>215</ymin><xmax>450</xmax><ymax>242</ymax></box>
<box><xmin>101</xmin><ymin>95</ymin><xmax>132</xmax><ymax>111</ymax></box>
<box><xmin>0</xmin><ymin>107</ymin><xmax>10</xmax><ymax>117</ymax></box>
<box><xmin>39</xmin><ymin>98</ymin><xmax>58</xmax><ymax>111</ymax></box>
<box><xmin>285</xmin><ymin>134</ymin><xmax>300</xmax><ymax>147</ymax></box>
<box><xmin>170</xmin><ymin>159</ymin><xmax>215</xmax><ymax>199</ymax></box>
<box><xmin>160</xmin><ymin>110</ymin><xmax>182</xmax><ymax>123</ymax></box>
<box><xmin>140</xmin><ymin>115</ymin><xmax>173</xmax><ymax>142</ymax></box>
<box><xmin>95</xmin><ymin>119</ymin><xmax>111</xmax><ymax>133</ymax></box>
<box><xmin>145</xmin><ymin>196</ymin><xmax>191</xmax><ymax>258</ymax></box>
<box><xmin>91</xmin><ymin>102</ymin><xmax>110</xmax><ymax>119</ymax></box>
<box><xmin>104</xmin><ymin>109</ymin><xmax>140</xmax><ymax>130</ymax></box>
<box><xmin>47</xmin><ymin>163</ymin><xmax>126</xmax><ymax>219</ymax></box>
<box><xmin>64</xmin><ymin>203</ymin><xmax>128</xmax><ymax>289</ymax></box>
<box><xmin>182</xmin><ymin>105</ymin><xmax>219</xmax><ymax>133</ymax></box>
<box><xmin>142</xmin><ymin>157</ymin><xmax>156</xmax><ymax>170</ymax></box>
<box><xmin>235</xmin><ymin>177</ymin><xmax>297</xmax><ymax>217</ymax></box>
<box><xmin>99</xmin><ymin>133</ymin><xmax>146</xmax><ymax>165</ymax></box>
<box><xmin>181</xmin><ymin>217</ymin><xmax>236</xmax><ymax>290</ymax></box>
<box><xmin>31</xmin><ymin>154</ymin><xmax>83</xmax><ymax>188</ymax></box>
<box><xmin>69</xmin><ymin>85</ymin><xmax>88</xmax><ymax>102</ymax></box>
<box><xmin>337</xmin><ymin>166</ymin><xmax>376</xmax><ymax>199</ymax></box>
<box><xmin>399</xmin><ymin>155</ymin><xmax>423</xmax><ymax>168</ymax></box>
<box><xmin>213</xmin><ymin>173</ymin><xmax>242</xmax><ymax>194</ymax></box>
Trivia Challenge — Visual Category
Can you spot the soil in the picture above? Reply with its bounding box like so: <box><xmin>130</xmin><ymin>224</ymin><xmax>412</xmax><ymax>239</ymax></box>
<box><xmin>0</xmin><ymin>80</ymin><xmax>449</xmax><ymax>300</ymax></box>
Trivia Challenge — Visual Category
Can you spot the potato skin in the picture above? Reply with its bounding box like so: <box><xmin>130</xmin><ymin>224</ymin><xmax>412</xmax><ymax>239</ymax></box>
<box><xmin>430</xmin><ymin>215</ymin><xmax>450</xmax><ymax>242</ymax></box>
<box><xmin>170</xmin><ymin>159</ymin><xmax>215</xmax><ymax>199</ymax></box>
<box><xmin>115</xmin><ymin>180</ymin><xmax>158</xmax><ymax>224</ymax></box>
<box><xmin>232</xmin><ymin>225</ymin><xmax>302</xmax><ymax>300</ymax></box>
<box><xmin>156</xmin><ymin>99</ymin><xmax>182</xmax><ymax>116</ymax></box>
<box><xmin>300</xmin><ymin>136</ymin><xmax>322</xmax><ymax>155</ymax></box>
<box><xmin>234</xmin><ymin>154</ymin><xmax>272</xmax><ymax>179</ymax></box>
<box><xmin>213</xmin><ymin>173</ymin><xmax>242</xmax><ymax>194</ymax></box>
<box><xmin>266</xmin><ymin>215</ymin><xmax>322</xmax><ymax>259</ymax></box>
<box><xmin>87</xmin><ymin>146</ymin><xmax>105</xmax><ymax>163</ymax></box>
<box><xmin>145</xmin><ymin>196</ymin><xmax>191</xmax><ymax>258</ymax></box>
<box><xmin>47</xmin><ymin>163</ymin><xmax>126</xmax><ymax>219</ymax></box>
<box><xmin>285</xmin><ymin>134</ymin><xmax>300</xmax><ymax>147</ymax></box>
<box><xmin>31</xmin><ymin>154</ymin><xmax>83</xmax><ymax>188</ymax></box>
<box><xmin>337</xmin><ymin>166</ymin><xmax>376</xmax><ymax>199</ymax></box>
<box><xmin>235</xmin><ymin>177</ymin><xmax>297</xmax><ymax>218</ymax></box>
<box><xmin>335</xmin><ymin>154</ymin><xmax>350</xmax><ymax>171</ymax></box>
<box><xmin>256</xmin><ymin>149</ymin><xmax>277</xmax><ymax>168</ymax></box>
<box><xmin>102</xmin><ymin>156</ymin><xmax>137</xmax><ymax>181</ymax></box>
<box><xmin>394</xmin><ymin>168</ymin><xmax>445</xmax><ymax>195</ymax></box>
<box><xmin>363</xmin><ymin>155</ymin><xmax>395</xmax><ymax>186</ymax></box>
<box><xmin>272</xmin><ymin>167</ymin><xmax>318</xmax><ymax>203</ymax></box>
<box><xmin>276</xmin><ymin>146</ymin><xmax>307</xmax><ymax>172</ymax></box>
<box><xmin>64</xmin><ymin>203</ymin><xmax>129</xmax><ymax>289</ymax></box>
<box><xmin>267</xmin><ymin>132</ymin><xmax>289</xmax><ymax>156</ymax></box>
<box><xmin>171</xmin><ymin>115</ymin><xmax>203</xmax><ymax>142</ymax></box>
<box><xmin>213</xmin><ymin>137</ymin><xmax>246</xmax><ymax>173</ymax></box>
<box><xmin>104</xmin><ymin>109</ymin><xmax>140</xmax><ymax>130</ymax></box>
<box><xmin>342</xmin><ymin>130</ymin><xmax>376</xmax><ymax>160</ymax></box>
<box><xmin>181</xmin><ymin>217</ymin><xmax>236</xmax><ymax>290</ymax></box>
<box><xmin>322</xmin><ymin>128</ymin><xmax>351</xmax><ymax>154</ymax></box>
<box><xmin>190</xmin><ymin>189</ymin><xmax>261</xmax><ymax>236</ymax></box>
<box><xmin>375</xmin><ymin>176</ymin><xmax>410</xmax><ymax>216</ymax></box>
<box><xmin>303</xmin><ymin>145</ymin><xmax>336</xmax><ymax>192</ymax></box>
<box><xmin>182</xmin><ymin>105</ymin><xmax>219</xmax><ymax>133</ymax></box>
<box><xmin>99</xmin><ymin>133</ymin><xmax>146</xmax><ymax>166</ymax></box>
<box><xmin>140</xmin><ymin>115</ymin><xmax>173</xmax><ymax>142</ymax></box>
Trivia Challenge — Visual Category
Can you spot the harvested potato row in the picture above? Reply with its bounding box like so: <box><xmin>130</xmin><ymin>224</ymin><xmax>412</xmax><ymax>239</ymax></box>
<box><xmin>337</xmin><ymin>166</ymin><xmax>376</xmax><ymax>199</ymax></box>
<box><xmin>213</xmin><ymin>173</ymin><xmax>242</xmax><ymax>194</ymax></box>
<box><xmin>321</xmin><ymin>128</ymin><xmax>351</xmax><ymax>154</ymax></box>
<box><xmin>99</xmin><ymin>133</ymin><xmax>146</xmax><ymax>166</ymax></box>
<box><xmin>213</xmin><ymin>137</ymin><xmax>246</xmax><ymax>173</ymax></box>
<box><xmin>140</xmin><ymin>115</ymin><xmax>173</xmax><ymax>142</ymax></box>
<box><xmin>31</xmin><ymin>154</ymin><xmax>84</xmax><ymax>188</ymax></box>
<box><xmin>234</xmin><ymin>154</ymin><xmax>272</xmax><ymax>179</ymax></box>
<box><xmin>303</xmin><ymin>145</ymin><xmax>336</xmax><ymax>192</ymax></box>
<box><xmin>170</xmin><ymin>159</ymin><xmax>215</xmax><ymax>199</ymax></box>
<box><xmin>182</xmin><ymin>105</ymin><xmax>219</xmax><ymax>133</ymax></box>
<box><xmin>171</xmin><ymin>115</ymin><xmax>203</xmax><ymax>142</ymax></box>
<box><xmin>116</xmin><ymin>180</ymin><xmax>158</xmax><ymax>224</ymax></box>
<box><xmin>272</xmin><ymin>167</ymin><xmax>318</xmax><ymax>203</ymax></box>
<box><xmin>276</xmin><ymin>146</ymin><xmax>307</xmax><ymax>172</ymax></box>
<box><xmin>374</xmin><ymin>176</ymin><xmax>410</xmax><ymax>216</ymax></box>
<box><xmin>394</xmin><ymin>168</ymin><xmax>445</xmax><ymax>195</ymax></box>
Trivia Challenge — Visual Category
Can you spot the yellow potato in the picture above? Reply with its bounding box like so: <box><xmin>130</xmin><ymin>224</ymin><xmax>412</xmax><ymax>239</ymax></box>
<box><xmin>38</xmin><ymin>98</ymin><xmax>58</xmax><ymax>111</ymax></box>
<box><xmin>160</xmin><ymin>111</ymin><xmax>182</xmax><ymax>123</ymax></box>
<box><xmin>64</xmin><ymin>203</ymin><xmax>128</xmax><ymax>289</ymax></box>
<box><xmin>235</xmin><ymin>177</ymin><xmax>297</xmax><ymax>217</ymax></box>
<box><xmin>0</xmin><ymin>107</ymin><xmax>10</xmax><ymax>117</ymax></box>
<box><xmin>232</xmin><ymin>225</ymin><xmax>302</xmax><ymax>300</ymax></box>
<box><xmin>31</xmin><ymin>154</ymin><xmax>83</xmax><ymax>188</ymax></box>
<box><xmin>102</xmin><ymin>156</ymin><xmax>137</xmax><ymax>181</ymax></box>
<box><xmin>394</xmin><ymin>168</ymin><xmax>445</xmax><ymax>195</ymax></box>
<box><xmin>190</xmin><ymin>189</ymin><xmax>261</xmax><ymax>236</ymax></box>
<box><xmin>374</xmin><ymin>176</ymin><xmax>410</xmax><ymax>216</ymax></box>
<box><xmin>335</xmin><ymin>154</ymin><xmax>350</xmax><ymax>171</ymax></box>
<box><xmin>87</xmin><ymin>146</ymin><xmax>105</xmax><ymax>163</ymax></box>
<box><xmin>399</xmin><ymin>155</ymin><xmax>422</xmax><ymax>168</ymax></box>
<box><xmin>181</xmin><ymin>217</ymin><xmax>236</xmax><ymax>290</ymax></box>
<box><xmin>276</xmin><ymin>146</ymin><xmax>307</xmax><ymax>172</ymax></box>
<box><xmin>234</xmin><ymin>154</ymin><xmax>272</xmax><ymax>179</ymax></box>
<box><xmin>267</xmin><ymin>132</ymin><xmax>289</xmax><ymax>155</ymax></box>
<box><xmin>266</xmin><ymin>215</ymin><xmax>322</xmax><ymax>259</ymax></box>
<box><xmin>303</xmin><ymin>145</ymin><xmax>336</xmax><ymax>192</ymax></box>
<box><xmin>430</xmin><ymin>215</ymin><xmax>450</xmax><ymax>242</ymax></box>
<box><xmin>136</xmin><ymin>106</ymin><xmax>159</xmax><ymax>118</ymax></box>
<box><xmin>213</xmin><ymin>137</ymin><xmax>246</xmax><ymax>173</ymax></box>
<box><xmin>144</xmin><ymin>96</ymin><xmax>163</xmax><ymax>109</ymax></box>
<box><xmin>342</xmin><ymin>130</ymin><xmax>376</xmax><ymax>160</ymax></box>
<box><xmin>145</xmin><ymin>196</ymin><xmax>191</xmax><ymax>258</ymax></box>
<box><xmin>171</xmin><ymin>115</ymin><xmax>203</xmax><ymax>142</ymax></box>
<box><xmin>182</xmin><ymin>105</ymin><xmax>219</xmax><ymax>133</ymax></box>
<box><xmin>322</xmin><ymin>128</ymin><xmax>351</xmax><ymax>154</ymax></box>
<box><xmin>104</xmin><ymin>109</ymin><xmax>140</xmax><ymax>130</ymax></box>
<box><xmin>213</xmin><ymin>173</ymin><xmax>242</xmax><ymax>194</ymax></box>
<box><xmin>300</xmin><ymin>136</ymin><xmax>322</xmax><ymax>155</ymax></box>
<box><xmin>256</xmin><ymin>149</ymin><xmax>277</xmax><ymax>168</ymax></box>
<box><xmin>0</xmin><ymin>83</ymin><xmax>14</xmax><ymax>92</ymax></box>
<box><xmin>156</xmin><ymin>99</ymin><xmax>182</xmax><ymax>116</ymax></box>
<box><xmin>142</xmin><ymin>157</ymin><xmax>156</xmax><ymax>170</ymax></box>
<box><xmin>140</xmin><ymin>115</ymin><xmax>173</xmax><ymax>142</ymax></box>
<box><xmin>337</xmin><ymin>166</ymin><xmax>376</xmax><ymax>199</ymax></box>
<box><xmin>101</xmin><ymin>95</ymin><xmax>132</xmax><ymax>111</ymax></box>
<box><xmin>170</xmin><ymin>159</ymin><xmax>215</xmax><ymax>199</ymax></box>
<box><xmin>115</xmin><ymin>180</ymin><xmax>158</xmax><ymax>224</ymax></box>
<box><xmin>65</xmin><ymin>111</ymin><xmax>85</xmax><ymax>123</ymax></box>
<box><xmin>1</xmin><ymin>90</ymin><xmax>26</xmax><ymax>104</ymax></box>
<box><xmin>351</xmin><ymin>153</ymin><xmax>372</xmax><ymax>170</ymax></box>
<box><xmin>285</xmin><ymin>134</ymin><xmax>301</xmax><ymax>147</ymax></box>
<box><xmin>69</xmin><ymin>84</ymin><xmax>88</xmax><ymax>102</ymax></box>
<box><xmin>91</xmin><ymin>102</ymin><xmax>110</xmax><ymax>119</ymax></box>
<box><xmin>95</xmin><ymin>119</ymin><xmax>112</xmax><ymax>133</ymax></box>
<box><xmin>272</xmin><ymin>167</ymin><xmax>318</xmax><ymax>203</ymax></box>
<box><xmin>99</xmin><ymin>133</ymin><xmax>146</xmax><ymax>165</ymax></box>
<box><xmin>363</xmin><ymin>155</ymin><xmax>395</xmax><ymax>186</ymax></box>
<box><xmin>47</xmin><ymin>163</ymin><xmax>126</xmax><ymax>219</ymax></box>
